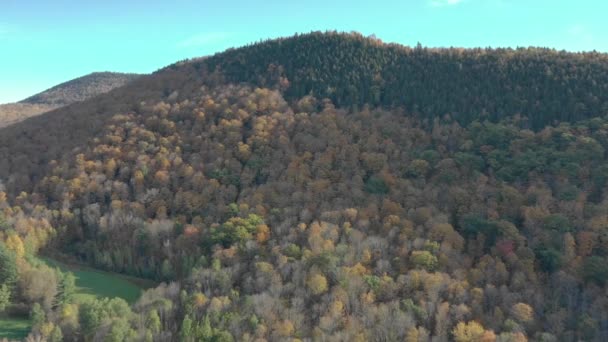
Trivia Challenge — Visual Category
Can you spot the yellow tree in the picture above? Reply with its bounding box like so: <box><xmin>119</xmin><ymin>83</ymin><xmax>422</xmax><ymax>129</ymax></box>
<box><xmin>452</xmin><ymin>321</ymin><xmax>495</xmax><ymax>342</ymax></box>
<box><xmin>307</xmin><ymin>273</ymin><xmax>328</xmax><ymax>295</ymax></box>
<box><xmin>5</xmin><ymin>233</ymin><xmax>25</xmax><ymax>257</ymax></box>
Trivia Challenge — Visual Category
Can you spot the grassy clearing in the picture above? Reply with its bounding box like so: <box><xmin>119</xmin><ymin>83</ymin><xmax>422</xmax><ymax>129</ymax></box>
<box><xmin>43</xmin><ymin>258</ymin><xmax>153</xmax><ymax>304</ymax></box>
<box><xmin>0</xmin><ymin>258</ymin><xmax>152</xmax><ymax>340</ymax></box>
<box><xmin>0</xmin><ymin>317</ymin><xmax>31</xmax><ymax>340</ymax></box>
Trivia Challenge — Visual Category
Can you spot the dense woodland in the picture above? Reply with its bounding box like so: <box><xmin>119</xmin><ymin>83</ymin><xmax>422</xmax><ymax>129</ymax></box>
<box><xmin>1</xmin><ymin>32</ymin><xmax>608</xmax><ymax>341</ymax></box>
<box><xmin>197</xmin><ymin>32</ymin><xmax>608</xmax><ymax>129</ymax></box>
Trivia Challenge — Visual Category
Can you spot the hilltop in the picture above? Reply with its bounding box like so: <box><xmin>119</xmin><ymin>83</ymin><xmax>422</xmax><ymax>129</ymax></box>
<box><xmin>0</xmin><ymin>72</ymin><xmax>140</xmax><ymax>128</ymax></box>
<box><xmin>195</xmin><ymin>32</ymin><xmax>608</xmax><ymax>129</ymax></box>
<box><xmin>20</xmin><ymin>72</ymin><xmax>141</xmax><ymax>106</ymax></box>
<box><xmin>1</xmin><ymin>32</ymin><xmax>608</xmax><ymax>341</ymax></box>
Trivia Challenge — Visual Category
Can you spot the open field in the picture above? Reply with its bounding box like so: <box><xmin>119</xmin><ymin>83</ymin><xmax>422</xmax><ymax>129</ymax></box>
<box><xmin>43</xmin><ymin>258</ymin><xmax>154</xmax><ymax>304</ymax></box>
<box><xmin>0</xmin><ymin>258</ymin><xmax>153</xmax><ymax>340</ymax></box>
<box><xmin>0</xmin><ymin>317</ymin><xmax>31</xmax><ymax>340</ymax></box>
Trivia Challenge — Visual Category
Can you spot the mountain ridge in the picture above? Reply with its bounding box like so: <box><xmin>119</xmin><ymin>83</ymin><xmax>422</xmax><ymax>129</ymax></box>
<box><xmin>20</xmin><ymin>71</ymin><xmax>141</xmax><ymax>106</ymax></box>
<box><xmin>193</xmin><ymin>31</ymin><xmax>608</xmax><ymax>129</ymax></box>
<box><xmin>2</xmin><ymin>31</ymin><xmax>608</xmax><ymax>193</ymax></box>
<box><xmin>0</xmin><ymin>71</ymin><xmax>141</xmax><ymax>129</ymax></box>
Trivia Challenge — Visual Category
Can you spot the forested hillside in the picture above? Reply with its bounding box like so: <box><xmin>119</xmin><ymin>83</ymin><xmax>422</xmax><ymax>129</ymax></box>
<box><xmin>21</xmin><ymin>72</ymin><xmax>141</xmax><ymax>107</ymax></box>
<box><xmin>0</xmin><ymin>103</ymin><xmax>60</xmax><ymax>129</ymax></box>
<box><xmin>1</xmin><ymin>32</ymin><xmax>608</xmax><ymax>341</ymax></box>
<box><xmin>0</xmin><ymin>72</ymin><xmax>140</xmax><ymax>129</ymax></box>
<box><xmin>196</xmin><ymin>32</ymin><xmax>608</xmax><ymax>129</ymax></box>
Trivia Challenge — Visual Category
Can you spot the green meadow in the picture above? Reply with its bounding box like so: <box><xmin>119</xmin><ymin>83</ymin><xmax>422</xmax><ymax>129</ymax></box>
<box><xmin>43</xmin><ymin>258</ymin><xmax>153</xmax><ymax>304</ymax></box>
<box><xmin>0</xmin><ymin>258</ymin><xmax>153</xmax><ymax>340</ymax></box>
<box><xmin>0</xmin><ymin>317</ymin><xmax>31</xmax><ymax>340</ymax></box>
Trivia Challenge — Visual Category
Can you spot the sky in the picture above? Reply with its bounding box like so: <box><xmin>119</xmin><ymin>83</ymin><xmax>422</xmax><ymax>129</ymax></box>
<box><xmin>0</xmin><ymin>0</ymin><xmax>607</xmax><ymax>104</ymax></box>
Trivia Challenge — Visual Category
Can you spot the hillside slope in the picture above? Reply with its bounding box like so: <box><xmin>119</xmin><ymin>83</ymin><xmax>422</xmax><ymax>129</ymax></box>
<box><xmin>1</xmin><ymin>32</ymin><xmax>608</xmax><ymax>341</ymax></box>
<box><xmin>0</xmin><ymin>103</ymin><xmax>59</xmax><ymax>129</ymax></box>
<box><xmin>0</xmin><ymin>72</ymin><xmax>140</xmax><ymax>128</ymax></box>
<box><xmin>21</xmin><ymin>72</ymin><xmax>141</xmax><ymax>106</ymax></box>
<box><xmin>2</xmin><ymin>32</ymin><xmax>608</xmax><ymax>194</ymax></box>
<box><xmin>195</xmin><ymin>32</ymin><xmax>608</xmax><ymax>128</ymax></box>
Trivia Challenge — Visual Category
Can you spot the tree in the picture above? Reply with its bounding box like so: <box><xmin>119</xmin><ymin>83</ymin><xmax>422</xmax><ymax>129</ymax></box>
<box><xmin>0</xmin><ymin>284</ymin><xmax>10</xmax><ymax>312</ymax></box>
<box><xmin>256</xmin><ymin>224</ymin><xmax>271</xmax><ymax>243</ymax></box>
<box><xmin>274</xmin><ymin>320</ymin><xmax>295</xmax><ymax>337</ymax></box>
<box><xmin>364</xmin><ymin>175</ymin><xmax>389</xmax><ymax>194</ymax></box>
<box><xmin>461</xmin><ymin>215</ymin><xmax>501</xmax><ymax>249</ymax></box>
<box><xmin>58</xmin><ymin>272</ymin><xmax>76</xmax><ymax>305</ymax></box>
<box><xmin>405</xmin><ymin>327</ymin><xmax>420</xmax><ymax>342</ymax></box>
<box><xmin>146</xmin><ymin>309</ymin><xmax>161</xmax><ymax>334</ymax></box>
<box><xmin>535</xmin><ymin>247</ymin><xmax>562</xmax><ymax>273</ymax></box>
<box><xmin>452</xmin><ymin>321</ymin><xmax>490</xmax><ymax>342</ymax></box>
<box><xmin>581</xmin><ymin>256</ymin><xmax>608</xmax><ymax>286</ymax></box>
<box><xmin>544</xmin><ymin>214</ymin><xmax>571</xmax><ymax>233</ymax></box>
<box><xmin>511</xmin><ymin>303</ymin><xmax>534</xmax><ymax>323</ymax></box>
<box><xmin>0</xmin><ymin>243</ymin><xmax>17</xmax><ymax>286</ymax></box>
<box><xmin>213</xmin><ymin>331</ymin><xmax>234</xmax><ymax>342</ymax></box>
<box><xmin>406</xmin><ymin>159</ymin><xmax>430</xmax><ymax>178</ymax></box>
<box><xmin>20</xmin><ymin>266</ymin><xmax>59</xmax><ymax>309</ymax></box>
<box><xmin>31</xmin><ymin>303</ymin><xmax>46</xmax><ymax>330</ymax></box>
<box><xmin>307</xmin><ymin>273</ymin><xmax>328</xmax><ymax>295</ymax></box>
<box><xmin>161</xmin><ymin>259</ymin><xmax>174</xmax><ymax>280</ymax></box>
<box><xmin>180</xmin><ymin>314</ymin><xmax>193</xmax><ymax>342</ymax></box>
<box><xmin>193</xmin><ymin>292</ymin><xmax>208</xmax><ymax>308</ymax></box>
<box><xmin>5</xmin><ymin>233</ymin><xmax>25</xmax><ymax>257</ymax></box>
<box><xmin>495</xmin><ymin>331</ymin><xmax>528</xmax><ymax>342</ymax></box>
<box><xmin>49</xmin><ymin>326</ymin><xmax>63</xmax><ymax>342</ymax></box>
<box><xmin>209</xmin><ymin>214</ymin><xmax>265</xmax><ymax>248</ymax></box>
<box><xmin>410</xmin><ymin>250</ymin><xmax>438</xmax><ymax>271</ymax></box>
<box><xmin>79</xmin><ymin>300</ymin><xmax>103</xmax><ymax>337</ymax></box>
<box><xmin>577</xmin><ymin>231</ymin><xmax>596</xmax><ymax>257</ymax></box>
<box><xmin>577</xmin><ymin>314</ymin><xmax>598</xmax><ymax>341</ymax></box>
<box><xmin>198</xmin><ymin>315</ymin><xmax>212</xmax><ymax>340</ymax></box>
<box><xmin>106</xmin><ymin>319</ymin><xmax>134</xmax><ymax>342</ymax></box>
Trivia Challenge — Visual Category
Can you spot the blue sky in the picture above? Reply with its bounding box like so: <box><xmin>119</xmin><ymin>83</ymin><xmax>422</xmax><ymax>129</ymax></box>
<box><xmin>0</xmin><ymin>0</ymin><xmax>606</xmax><ymax>104</ymax></box>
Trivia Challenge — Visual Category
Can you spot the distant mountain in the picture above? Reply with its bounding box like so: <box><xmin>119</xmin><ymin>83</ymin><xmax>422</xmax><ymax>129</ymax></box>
<box><xmin>0</xmin><ymin>72</ymin><xmax>141</xmax><ymax>128</ymax></box>
<box><xmin>0</xmin><ymin>102</ymin><xmax>59</xmax><ymax>129</ymax></box>
<box><xmin>20</xmin><ymin>71</ymin><xmax>141</xmax><ymax>106</ymax></box>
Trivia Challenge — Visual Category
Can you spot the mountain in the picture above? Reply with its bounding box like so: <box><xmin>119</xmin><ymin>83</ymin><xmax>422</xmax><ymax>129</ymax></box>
<box><xmin>2</xmin><ymin>32</ymin><xmax>608</xmax><ymax>193</ymax></box>
<box><xmin>0</xmin><ymin>72</ymin><xmax>141</xmax><ymax>128</ymax></box>
<box><xmin>1</xmin><ymin>32</ymin><xmax>608</xmax><ymax>341</ymax></box>
<box><xmin>20</xmin><ymin>72</ymin><xmax>142</xmax><ymax>106</ymax></box>
<box><xmin>0</xmin><ymin>103</ymin><xmax>60</xmax><ymax>129</ymax></box>
<box><xmin>196</xmin><ymin>33</ymin><xmax>608</xmax><ymax>129</ymax></box>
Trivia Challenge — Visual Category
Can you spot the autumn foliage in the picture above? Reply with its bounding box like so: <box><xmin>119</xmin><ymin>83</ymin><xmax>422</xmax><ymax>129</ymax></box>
<box><xmin>1</xmin><ymin>32</ymin><xmax>608</xmax><ymax>340</ymax></box>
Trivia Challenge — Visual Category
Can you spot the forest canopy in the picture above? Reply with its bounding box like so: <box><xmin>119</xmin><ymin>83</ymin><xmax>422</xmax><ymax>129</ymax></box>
<box><xmin>1</xmin><ymin>32</ymin><xmax>608</xmax><ymax>341</ymax></box>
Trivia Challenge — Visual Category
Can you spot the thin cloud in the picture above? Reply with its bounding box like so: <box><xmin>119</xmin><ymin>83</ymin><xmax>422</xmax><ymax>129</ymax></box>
<box><xmin>430</xmin><ymin>0</ymin><xmax>463</xmax><ymax>7</ymax></box>
<box><xmin>177</xmin><ymin>32</ymin><xmax>231</xmax><ymax>48</ymax></box>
